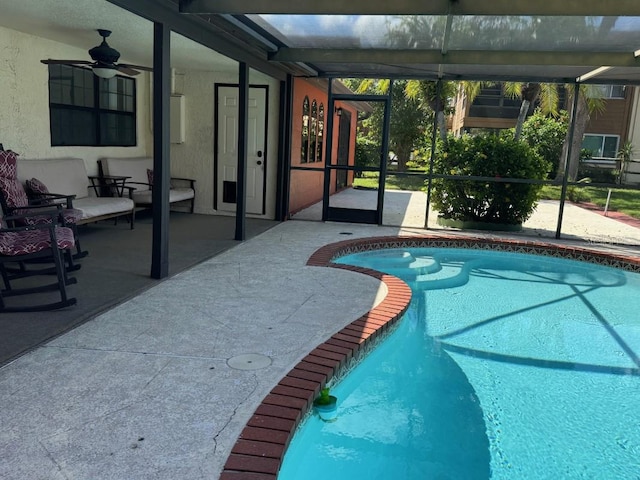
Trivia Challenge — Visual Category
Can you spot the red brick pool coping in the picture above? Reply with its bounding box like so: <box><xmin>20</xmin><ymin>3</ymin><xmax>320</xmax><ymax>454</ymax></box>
<box><xmin>220</xmin><ymin>235</ymin><xmax>640</xmax><ymax>479</ymax></box>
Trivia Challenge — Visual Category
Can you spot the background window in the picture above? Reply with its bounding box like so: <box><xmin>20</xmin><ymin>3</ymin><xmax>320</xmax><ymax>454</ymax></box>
<box><xmin>48</xmin><ymin>64</ymin><xmax>136</xmax><ymax>146</ymax></box>
<box><xmin>310</xmin><ymin>100</ymin><xmax>318</xmax><ymax>162</ymax></box>
<box><xmin>593</xmin><ymin>85</ymin><xmax>625</xmax><ymax>99</ymax></box>
<box><xmin>582</xmin><ymin>134</ymin><xmax>619</xmax><ymax>158</ymax></box>
<box><xmin>301</xmin><ymin>96</ymin><xmax>310</xmax><ymax>163</ymax></box>
<box><xmin>316</xmin><ymin>103</ymin><xmax>324</xmax><ymax>162</ymax></box>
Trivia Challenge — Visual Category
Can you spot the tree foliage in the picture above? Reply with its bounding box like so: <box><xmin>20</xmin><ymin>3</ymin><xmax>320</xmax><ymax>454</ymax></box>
<box><xmin>520</xmin><ymin>109</ymin><xmax>568</xmax><ymax>178</ymax></box>
<box><xmin>555</xmin><ymin>84</ymin><xmax>606</xmax><ymax>181</ymax></box>
<box><xmin>352</xmin><ymin>79</ymin><xmax>433</xmax><ymax>172</ymax></box>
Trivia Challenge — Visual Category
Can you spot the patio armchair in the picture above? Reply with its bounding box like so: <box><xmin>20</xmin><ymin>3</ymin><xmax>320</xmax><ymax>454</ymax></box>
<box><xmin>0</xmin><ymin>151</ymin><xmax>86</xmax><ymax>259</ymax></box>
<box><xmin>0</xmin><ymin>209</ymin><xmax>77</xmax><ymax>312</ymax></box>
<box><xmin>98</xmin><ymin>157</ymin><xmax>196</xmax><ymax>213</ymax></box>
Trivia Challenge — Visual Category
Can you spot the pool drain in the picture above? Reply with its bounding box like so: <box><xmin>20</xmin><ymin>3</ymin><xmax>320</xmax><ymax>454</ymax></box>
<box><xmin>227</xmin><ymin>353</ymin><xmax>272</xmax><ymax>370</ymax></box>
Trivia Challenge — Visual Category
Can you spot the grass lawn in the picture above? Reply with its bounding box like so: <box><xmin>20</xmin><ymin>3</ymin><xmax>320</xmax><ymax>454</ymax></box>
<box><xmin>353</xmin><ymin>171</ymin><xmax>427</xmax><ymax>191</ymax></box>
<box><xmin>540</xmin><ymin>185</ymin><xmax>640</xmax><ymax>219</ymax></box>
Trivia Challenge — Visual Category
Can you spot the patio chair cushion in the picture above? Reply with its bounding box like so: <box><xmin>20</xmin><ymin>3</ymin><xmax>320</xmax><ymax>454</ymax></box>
<box><xmin>16</xmin><ymin>158</ymin><xmax>91</xmax><ymax>200</ymax></box>
<box><xmin>25</xmin><ymin>178</ymin><xmax>53</xmax><ymax>204</ymax></box>
<box><xmin>19</xmin><ymin>208</ymin><xmax>83</xmax><ymax>226</ymax></box>
<box><xmin>132</xmin><ymin>187</ymin><xmax>194</xmax><ymax>205</ymax></box>
<box><xmin>0</xmin><ymin>226</ymin><xmax>75</xmax><ymax>256</ymax></box>
<box><xmin>0</xmin><ymin>151</ymin><xmax>31</xmax><ymax>208</ymax></box>
<box><xmin>0</xmin><ymin>151</ymin><xmax>19</xmax><ymax>178</ymax></box>
<box><xmin>101</xmin><ymin>157</ymin><xmax>151</xmax><ymax>192</ymax></box>
<box><xmin>0</xmin><ymin>176</ymin><xmax>30</xmax><ymax>208</ymax></box>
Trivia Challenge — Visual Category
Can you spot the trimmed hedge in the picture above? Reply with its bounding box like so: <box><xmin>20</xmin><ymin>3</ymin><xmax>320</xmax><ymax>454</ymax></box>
<box><xmin>431</xmin><ymin>134</ymin><xmax>550</xmax><ymax>225</ymax></box>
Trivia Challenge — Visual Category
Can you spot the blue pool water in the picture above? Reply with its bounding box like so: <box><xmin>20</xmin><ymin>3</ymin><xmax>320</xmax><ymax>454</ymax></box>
<box><xmin>278</xmin><ymin>248</ymin><xmax>640</xmax><ymax>479</ymax></box>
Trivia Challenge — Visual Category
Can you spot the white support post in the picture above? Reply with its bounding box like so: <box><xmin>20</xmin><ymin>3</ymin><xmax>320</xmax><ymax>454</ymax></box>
<box><xmin>604</xmin><ymin>188</ymin><xmax>612</xmax><ymax>216</ymax></box>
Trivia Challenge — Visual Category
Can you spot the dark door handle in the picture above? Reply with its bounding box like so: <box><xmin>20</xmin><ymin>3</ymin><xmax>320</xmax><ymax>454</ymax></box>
<box><xmin>257</xmin><ymin>160</ymin><xmax>263</xmax><ymax>165</ymax></box>
<box><xmin>257</xmin><ymin>151</ymin><xmax>263</xmax><ymax>157</ymax></box>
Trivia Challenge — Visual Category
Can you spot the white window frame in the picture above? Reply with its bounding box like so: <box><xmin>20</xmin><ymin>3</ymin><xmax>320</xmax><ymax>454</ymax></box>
<box><xmin>594</xmin><ymin>85</ymin><xmax>625</xmax><ymax>99</ymax></box>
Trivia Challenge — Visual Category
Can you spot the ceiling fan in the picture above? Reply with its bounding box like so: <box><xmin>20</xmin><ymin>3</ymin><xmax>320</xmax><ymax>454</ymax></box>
<box><xmin>41</xmin><ymin>29</ymin><xmax>152</xmax><ymax>78</ymax></box>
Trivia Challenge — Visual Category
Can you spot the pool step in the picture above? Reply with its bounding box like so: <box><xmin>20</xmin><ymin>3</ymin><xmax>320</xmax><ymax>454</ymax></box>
<box><xmin>355</xmin><ymin>249</ymin><xmax>415</xmax><ymax>268</ymax></box>
<box><xmin>341</xmin><ymin>251</ymin><xmax>473</xmax><ymax>289</ymax></box>
<box><xmin>382</xmin><ymin>256</ymin><xmax>442</xmax><ymax>278</ymax></box>
<box><xmin>412</xmin><ymin>262</ymin><xmax>471</xmax><ymax>290</ymax></box>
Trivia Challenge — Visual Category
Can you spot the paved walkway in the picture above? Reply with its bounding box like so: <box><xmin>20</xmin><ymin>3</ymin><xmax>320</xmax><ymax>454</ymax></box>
<box><xmin>2</xmin><ymin>195</ymin><xmax>640</xmax><ymax>479</ymax></box>
<box><xmin>293</xmin><ymin>188</ymin><xmax>640</xmax><ymax>246</ymax></box>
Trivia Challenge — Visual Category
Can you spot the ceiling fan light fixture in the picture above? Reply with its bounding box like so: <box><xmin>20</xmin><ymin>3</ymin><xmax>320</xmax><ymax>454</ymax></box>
<box><xmin>93</xmin><ymin>65</ymin><xmax>117</xmax><ymax>79</ymax></box>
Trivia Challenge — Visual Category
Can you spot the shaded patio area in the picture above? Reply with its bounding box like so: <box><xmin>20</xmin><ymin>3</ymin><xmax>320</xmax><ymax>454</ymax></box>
<box><xmin>0</xmin><ymin>212</ymin><xmax>278</xmax><ymax>366</ymax></box>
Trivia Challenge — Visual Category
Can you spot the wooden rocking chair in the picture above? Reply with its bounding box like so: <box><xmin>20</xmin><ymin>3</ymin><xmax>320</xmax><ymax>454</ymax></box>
<box><xmin>0</xmin><ymin>151</ymin><xmax>87</xmax><ymax>260</ymax></box>
<box><xmin>0</xmin><ymin>210</ymin><xmax>77</xmax><ymax>312</ymax></box>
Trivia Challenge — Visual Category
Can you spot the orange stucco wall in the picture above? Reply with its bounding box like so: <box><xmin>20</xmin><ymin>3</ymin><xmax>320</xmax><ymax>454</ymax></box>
<box><xmin>289</xmin><ymin>79</ymin><xmax>357</xmax><ymax>215</ymax></box>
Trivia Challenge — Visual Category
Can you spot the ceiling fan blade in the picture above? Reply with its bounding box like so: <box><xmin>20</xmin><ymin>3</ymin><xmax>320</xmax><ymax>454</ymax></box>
<box><xmin>118</xmin><ymin>63</ymin><xmax>153</xmax><ymax>72</ymax></box>
<box><xmin>41</xmin><ymin>59</ymin><xmax>94</xmax><ymax>65</ymax></box>
<box><xmin>115</xmin><ymin>65</ymin><xmax>141</xmax><ymax>76</ymax></box>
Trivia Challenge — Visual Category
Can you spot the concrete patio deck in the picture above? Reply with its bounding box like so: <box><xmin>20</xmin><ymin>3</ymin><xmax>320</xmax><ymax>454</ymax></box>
<box><xmin>2</xmin><ymin>193</ymin><xmax>640</xmax><ymax>479</ymax></box>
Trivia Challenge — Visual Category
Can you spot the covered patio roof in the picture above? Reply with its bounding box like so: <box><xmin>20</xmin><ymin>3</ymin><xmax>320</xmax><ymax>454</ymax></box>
<box><xmin>180</xmin><ymin>0</ymin><xmax>640</xmax><ymax>84</ymax></box>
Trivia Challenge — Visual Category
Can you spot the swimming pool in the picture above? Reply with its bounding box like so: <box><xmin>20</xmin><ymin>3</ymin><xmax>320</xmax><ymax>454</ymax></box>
<box><xmin>278</xmin><ymin>248</ymin><xmax>640</xmax><ymax>479</ymax></box>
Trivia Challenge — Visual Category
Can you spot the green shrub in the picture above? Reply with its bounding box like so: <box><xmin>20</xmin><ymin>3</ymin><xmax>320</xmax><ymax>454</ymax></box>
<box><xmin>431</xmin><ymin>134</ymin><xmax>550</xmax><ymax>225</ymax></box>
<box><xmin>354</xmin><ymin>137</ymin><xmax>381</xmax><ymax>177</ymax></box>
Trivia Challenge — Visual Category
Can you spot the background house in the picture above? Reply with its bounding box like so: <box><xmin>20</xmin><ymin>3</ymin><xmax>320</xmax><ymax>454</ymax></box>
<box><xmin>449</xmin><ymin>83</ymin><xmax>640</xmax><ymax>183</ymax></box>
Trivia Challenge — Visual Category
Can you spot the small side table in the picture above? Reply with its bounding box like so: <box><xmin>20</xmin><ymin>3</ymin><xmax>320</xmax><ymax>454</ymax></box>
<box><xmin>88</xmin><ymin>175</ymin><xmax>131</xmax><ymax>197</ymax></box>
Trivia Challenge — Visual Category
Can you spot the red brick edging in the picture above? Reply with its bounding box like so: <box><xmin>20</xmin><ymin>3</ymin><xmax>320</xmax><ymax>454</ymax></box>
<box><xmin>220</xmin><ymin>235</ymin><xmax>640</xmax><ymax>479</ymax></box>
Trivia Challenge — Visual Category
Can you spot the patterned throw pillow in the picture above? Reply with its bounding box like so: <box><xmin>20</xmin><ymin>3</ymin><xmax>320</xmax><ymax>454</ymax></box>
<box><xmin>25</xmin><ymin>178</ymin><xmax>52</xmax><ymax>204</ymax></box>
<box><xmin>147</xmin><ymin>168</ymin><xmax>153</xmax><ymax>186</ymax></box>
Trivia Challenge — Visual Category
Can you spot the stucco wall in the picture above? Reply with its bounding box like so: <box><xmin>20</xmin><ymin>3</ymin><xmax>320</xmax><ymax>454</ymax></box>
<box><xmin>0</xmin><ymin>26</ymin><xmax>151</xmax><ymax>176</ymax></box>
<box><xmin>169</xmin><ymin>69</ymin><xmax>280</xmax><ymax>218</ymax></box>
<box><xmin>289</xmin><ymin>78</ymin><xmax>357</xmax><ymax>215</ymax></box>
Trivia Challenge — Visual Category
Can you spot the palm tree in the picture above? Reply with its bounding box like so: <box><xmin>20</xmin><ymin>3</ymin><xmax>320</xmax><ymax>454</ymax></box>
<box><xmin>350</xmin><ymin>78</ymin><xmax>433</xmax><ymax>172</ymax></box>
<box><xmin>504</xmin><ymin>83</ymin><xmax>561</xmax><ymax>141</ymax></box>
<box><xmin>554</xmin><ymin>84</ymin><xmax>605</xmax><ymax>182</ymax></box>
<box><xmin>616</xmin><ymin>141</ymin><xmax>635</xmax><ymax>184</ymax></box>
<box><xmin>404</xmin><ymin>80</ymin><xmax>459</xmax><ymax>141</ymax></box>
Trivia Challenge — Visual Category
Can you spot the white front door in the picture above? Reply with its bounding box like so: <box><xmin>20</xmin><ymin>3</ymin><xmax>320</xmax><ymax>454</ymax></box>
<box><xmin>216</xmin><ymin>85</ymin><xmax>267</xmax><ymax>214</ymax></box>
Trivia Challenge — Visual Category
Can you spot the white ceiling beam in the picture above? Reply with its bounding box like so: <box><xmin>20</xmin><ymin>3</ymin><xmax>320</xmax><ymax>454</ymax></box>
<box><xmin>270</xmin><ymin>49</ymin><xmax>640</xmax><ymax>68</ymax></box>
<box><xmin>576</xmin><ymin>66</ymin><xmax>613</xmax><ymax>82</ymax></box>
<box><xmin>180</xmin><ymin>0</ymin><xmax>640</xmax><ymax>16</ymax></box>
